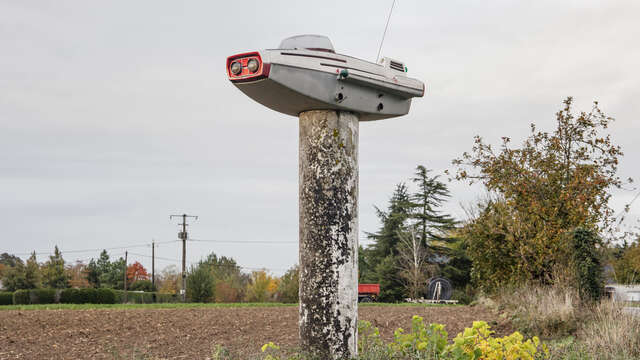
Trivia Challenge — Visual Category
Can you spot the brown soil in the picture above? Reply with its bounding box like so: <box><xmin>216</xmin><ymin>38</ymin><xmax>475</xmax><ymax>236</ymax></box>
<box><xmin>0</xmin><ymin>305</ymin><xmax>511</xmax><ymax>359</ymax></box>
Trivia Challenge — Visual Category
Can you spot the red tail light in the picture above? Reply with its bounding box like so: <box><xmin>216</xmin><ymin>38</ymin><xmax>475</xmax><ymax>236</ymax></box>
<box><xmin>226</xmin><ymin>52</ymin><xmax>270</xmax><ymax>83</ymax></box>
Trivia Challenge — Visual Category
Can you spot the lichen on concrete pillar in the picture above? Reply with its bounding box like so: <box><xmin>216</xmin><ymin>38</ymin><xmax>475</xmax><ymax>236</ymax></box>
<box><xmin>298</xmin><ymin>110</ymin><xmax>359</xmax><ymax>359</ymax></box>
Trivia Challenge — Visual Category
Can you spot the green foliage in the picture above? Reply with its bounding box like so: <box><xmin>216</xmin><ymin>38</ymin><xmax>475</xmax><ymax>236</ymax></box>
<box><xmin>1</xmin><ymin>252</ymin><xmax>42</xmax><ymax>291</ymax></box>
<box><xmin>59</xmin><ymin>288</ymin><xmax>81</xmax><ymax>303</ymax></box>
<box><xmin>24</xmin><ymin>252</ymin><xmax>41</xmax><ymax>289</ymax></box>
<box><xmin>59</xmin><ymin>288</ymin><xmax>116</xmax><ymax>304</ymax></box>
<box><xmin>375</xmin><ymin>255</ymin><xmax>405</xmax><ymax>302</ymax></box>
<box><xmin>368</xmin><ymin>183</ymin><xmax>412</xmax><ymax>260</ymax></box>
<box><xmin>129</xmin><ymin>280</ymin><xmax>155</xmax><ymax>292</ymax></box>
<box><xmin>364</xmin><ymin>184</ymin><xmax>412</xmax><ymax>302</ymax></box>
<box><xmin>154</xmin><ymin>293</ymin><xmax>180</xmax><ymax>303</ymax></box>
<box><xmin>204</xmin><ymin>253</ymin><xmax>248</xmax><ymax>302</ymax></box>
<box><xmin>13</xmin><ymin>288</ymin><xmax>57</xmax><ymax>304</ymax></box>
<box><xmin>103</xmin><ymin>257</ymin><xmax>126</xmax><ymax>290</ymax></box>
<box><xmin>1</xmin><ymin>262</ymin><xmax>27</xmax><ymax>291</ymax></box>
<box><xmin>571</xmin><ymin>228</ymin><xmax>603</xmax><ymax>302</ymax></box>
<box><xmin>611</xmin><ymin>240</ymin><xmax>640</xmax><ymax>284</ymax></box>
<box><xmin>0</xmin><ymin>253</ymin><xmax>23</xmax><ymax>268</ymax></box>
<box><xmin>86</xmin><ymin>250</ymin><xmax>112</xmax><ymax>288</ymax></box>
<box><xmin>42</xmin><ymin>246</ymin><xmax>70</xmax><ymax>289</ymax></box>
<box><xmin>262</xmin><ymin>317</ymin><xmax>548</xmax><ymax>360</ymax></box>
<box><xmin>363</xmin><ymin>167</ymin><xmax>459</xmax><ymax>301</ymax></box>
<box><xmin>112</xmin><ymin>290</ymin><xmax>155</xmax><ymax>304</ymax></box>
<box><xmin>454</xmin><ymin>98</ymin><xmax>627</xmax><ymax>289</ymax></box>
<box><xmin>387</xmin><ymin>316</ymin><xmax>449</xmax><ymax>358</ymax></box>
<box><xmin>276</xmin><ymin>265</ymin><xmax>299</xmax><ymax>303</ymax></box>
<box><xmin>0</xmin><ymin>291</ymin><xmax>13</xmax><ymax>305</ymax></box>
<box><xmin>409</xmin><ymin>166</ymin><xmax>457</xmax><ymax>252</ymax></box>
<box><xmin>186</xmin><ymin>261</ymin><xmax>215</xmax><ymax>302</ymax></box>
<box><xmin>30</xmin><ymin>288</ymin><xmax>56</xmax><ymax>304</ymax></box>
<box><xmin>12</xmin><ymin>289</ymin><xmax>30</xmax><ymax>304</ymax></box>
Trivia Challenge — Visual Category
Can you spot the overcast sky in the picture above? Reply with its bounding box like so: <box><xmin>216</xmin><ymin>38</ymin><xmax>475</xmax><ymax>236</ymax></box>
<box><xmin>1</xmin><ymin>0</ymin><xmax>639</xmax><ymax>275</ymax></box>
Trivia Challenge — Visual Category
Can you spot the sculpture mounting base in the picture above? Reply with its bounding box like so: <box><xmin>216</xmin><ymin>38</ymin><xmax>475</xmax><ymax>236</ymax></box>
<box><xmin>298</xmin><ymin>110</ymin><xmax>359</xmax><ymax>359</ymax></box>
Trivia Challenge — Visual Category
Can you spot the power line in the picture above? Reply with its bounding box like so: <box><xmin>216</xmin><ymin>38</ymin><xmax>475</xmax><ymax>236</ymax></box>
<box><xmin>189</xmin><ymin>239</ymin><xmax>297</xmax><ymax>244</ymax></box>
<box><xmin>11</xmin><ymin>240</ymin><xmax>178</xmax><ymax>256</ymax></box>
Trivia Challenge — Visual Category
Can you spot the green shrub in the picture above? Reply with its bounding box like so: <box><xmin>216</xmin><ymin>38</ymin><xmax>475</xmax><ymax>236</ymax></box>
<box><xmin>59</xmin><ymin>288</ymin><xmax>115</xmax><ymax>304</ymax></box>
<box><xmin>30</xmin><ymin>288</ymin><xmax>56</xmax><ymax>304</ymax></box>
<box><xmin>261</xmin><ymin>316</ymin><xmax>549</xmax><ymax>359</ymax></box>
<box><xmin>13</xmin><ymin>289</ymin><xmax>30</xmax><ymax>304</ymax></box>
<box><xmin>572</xmin><ymin>227</ymin><xmax>603</xmax><ymax>302</ymax></box>
<box><xmin>60</xmin><ymin>288</ymin><xmax>81</xmax><ymax>303</ymax></box>
<box><xmin>114</xmin><ymin>290</ymin><xmax>125</xmax><ymax>303</ymax></box>
<box><xmin>114</xmin><ymin>290</ymin><xmax>155</xmax><ymax>304</ymax></box>
<box><xmin>96</xmin><ymin>288</ymin><xmax>116</xmax><ymax>304</ymax></box>
<box><xmin>130</xmin><ymin>280</ymin><xmax>155</xmax><ymax>292</ymax></box>
<box><xmin>451</xmin><ymin>285</ymin><xmax>475</xmax><ymax>305</ymax></box>
<box><xmin>129</xmin><ymin>291</ymin><xmax>154</xmax><ymax>303</ymax></box>
<box><xmin>0</xmin><ymin>291</ymin><xmax>13</xmax><ymax>305</ymax></box>
<box><xmin>155</xmin><ymin>293</ymin><xmax>179</xmax><ymax>303</ymax></box>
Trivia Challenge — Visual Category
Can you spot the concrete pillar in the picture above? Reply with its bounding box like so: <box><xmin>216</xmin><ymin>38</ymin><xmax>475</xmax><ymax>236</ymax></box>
<box><xmin>298</xmin><ymin>110</ymin><xmax>359</xmax><ymax>359</ymax></box>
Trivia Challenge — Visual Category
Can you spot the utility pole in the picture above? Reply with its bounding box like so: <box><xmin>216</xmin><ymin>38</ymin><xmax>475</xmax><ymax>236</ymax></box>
<box><xmin>170</xmin><ymin>213</ymin><xmax>198</xmax><ymax>302</ymax></box>
<box><xmin>151</xmin><ymin>240</ymin><xmax>155</xmax><ymax>289</ymax></box>
<box><xmin>124</xmin><ymin>251</ymin><xmax>128</xmax><ymax>303</ymax></box>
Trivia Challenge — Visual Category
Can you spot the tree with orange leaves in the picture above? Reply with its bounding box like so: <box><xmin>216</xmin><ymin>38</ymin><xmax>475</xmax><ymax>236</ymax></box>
<box><xmin>126</xmin><ymin>261</ymin><xmax>149</xmax><ymax>283</ymax></box>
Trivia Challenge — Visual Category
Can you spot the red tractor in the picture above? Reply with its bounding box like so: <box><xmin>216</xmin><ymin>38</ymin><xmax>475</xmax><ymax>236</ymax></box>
<box><xmin>358</xmin><ymin>283</ymin><xmax>380</xmax><ymax>303</ymax></box>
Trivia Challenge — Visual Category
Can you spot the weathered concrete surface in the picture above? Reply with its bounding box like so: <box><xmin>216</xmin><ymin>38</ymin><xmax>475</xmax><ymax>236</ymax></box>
<box><xmin>299</xmin><ymin>110</ymin><xmax>359</xmax><ymax>359</ymax></box>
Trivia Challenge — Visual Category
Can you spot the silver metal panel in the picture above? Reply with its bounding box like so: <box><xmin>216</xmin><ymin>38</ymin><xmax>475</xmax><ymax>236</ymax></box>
<box><xmin>235</xmin><ymin>65</ymin><xmax>412</xmax><ymax>121</ymax></box>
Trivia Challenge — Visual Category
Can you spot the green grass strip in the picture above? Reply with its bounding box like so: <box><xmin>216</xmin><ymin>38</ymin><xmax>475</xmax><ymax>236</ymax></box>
<box><xmin>0</xmin><ymin>302</ymin><xmax>460</xmax><ymax>311</ymax></box>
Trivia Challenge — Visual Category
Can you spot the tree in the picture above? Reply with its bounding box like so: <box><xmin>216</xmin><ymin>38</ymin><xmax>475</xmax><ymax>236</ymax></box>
<box><xmin>42</xmin><ymin>246</ymin><xmax>70</xmax><ymax>289</ymax></box>
<box><xmin>100</xmin><ymin>257</ymin><xmax>125</xmax><ymax>289</ymax></box>
<box><xmin>1</xmin><ymin>261</ymin><xmax>27</xmax><ymax>291</ymax></box>
<box><xmin>126</xmin><ymin>261</ymin><xmax>149</xmax><ymax>283</ymax></box>
<box><xmin>158</xmin><ymin>265</ymin><xmax>180</xmax><ymax>294</ymax></box>
<box><xmin>276</xmin><ymin>265</ymin><xmax>299</xmax><ymax>303</ymax></box>
<box><xmin>24</xmin><ymin>252</ymin><xmax>42</xmax><ymax>289</ymax></box>
<box><xmin>409</xmin><ymin>165</ymin><xmax>456</xmax><ymax>251</ymax></box>
<box><xmin>186</xmin><ymin>262</ymin><xmax>215</xmax><ymax>302</ymax></box>
<box><xmin>367</xmin><ymin>183</ymin><xmax>412</xmax><ymax>259</ymax></box>
<box><xmin>66</xmin><ymin>261</ymin><xmax>89</xmax><ymax>288</ymax></box>
<box><xmin>612</xmin><ymin>239</ymin><xmax>640</xmax><ymax>284</ymax></box>
<box><xmin>130</xmin><ymin>280</ymin><xmax>155</xmax><ymax>292</ymax></box>
<box><xmin>454</xmin><ymin>98</ymin><xmax>627</xmax><ymax>287</ymax></box>
<box><xmin>86</xmin><ymin>250</ymin><xmax>113</xmax><ymax>288</ymax></box>
<box><xmin>374</xmin><ymin>255</ymin><xmax>404</xmax><ymax>302</ymax></box>
<box><xmin>362</xmin><ymin>183</ymin><xmax>412</xmax><ymax>301</ymax></box>
<box><xmin>396</xmin><ymin>225</ymin><xmax>434</xmax><ymax>299</ymax></box>
<box><xmin>203</xmin><ymin>253</ymin><xmax>247</xmax><ymax>302</ymax></box>
<box><xmin>245</xmin><ymin>270</ymin><xmax>278</xmax><ymax>302</ymax></box>
<box><xmin>0</xmin><ymin>253</ymin><xmax>22</xmax><ymax>268</ymax></box>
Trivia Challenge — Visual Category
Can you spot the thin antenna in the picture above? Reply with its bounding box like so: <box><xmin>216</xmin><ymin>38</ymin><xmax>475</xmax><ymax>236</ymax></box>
<box><xmin>376</xmin><ymin>0</ymin><xmax>397</xmax><ymax>63</ymax></box>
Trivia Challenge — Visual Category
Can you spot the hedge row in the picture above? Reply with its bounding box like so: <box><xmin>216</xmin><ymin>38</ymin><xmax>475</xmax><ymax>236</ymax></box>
<box><xmin>4</xmin><ymin>289</ymin><xmax>180</xmax><ymax>305</ymax></box>
<box><xmin>113</xmin><ymin>290</ymin><xmax>180</xmax><ymax>304</ymax></box>
<box><xmin>60</xmin><ymin>288</ymin><xmax>116</xmax><ymax>304</ymax></box>
<box><xmin>0</xmin><ymin>292</ymin><xmax>13</xmax><ymax>305</ymax></box>
<box><xmin>13</xmin><ymin>289</ymin><xmax>56</xmax><ymax>305</ymax></box>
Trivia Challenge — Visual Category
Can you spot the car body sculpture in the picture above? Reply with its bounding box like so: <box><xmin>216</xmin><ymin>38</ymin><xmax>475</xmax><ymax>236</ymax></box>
<box><xmin>226</xmin><ymin>35</ymin><xmax>425</xmax><ymax>121</ymax></box>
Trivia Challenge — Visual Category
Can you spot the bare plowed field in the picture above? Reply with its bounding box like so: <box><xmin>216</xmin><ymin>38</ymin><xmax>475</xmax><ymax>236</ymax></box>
<box><xmin>0</xmin><ymin>305</ymin><xmax>511</xmax><ymax>359</ymax></box>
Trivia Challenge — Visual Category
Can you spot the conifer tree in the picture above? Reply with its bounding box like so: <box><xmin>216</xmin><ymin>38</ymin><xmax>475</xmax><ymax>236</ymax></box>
<box><xmin>24</xmin><ymin>251</ymin><xmax>42</xmax><ymax>289</ymax></box>
<box><xmin>409</xmin><ymin>165</ymin><xmax>457</xmax><ymax>259</ymax></box>
<box><xmin>42</xmin><ymin>246</ymin><xmax>70</xmax><ymax>288</ymax></box>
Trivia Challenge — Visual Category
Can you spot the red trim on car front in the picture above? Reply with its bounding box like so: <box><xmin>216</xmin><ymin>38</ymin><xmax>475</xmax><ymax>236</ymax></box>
<box><xmin>226</xmin><ymin>52</ymin><xmax>269</xmax><ymax>83</ymax></box>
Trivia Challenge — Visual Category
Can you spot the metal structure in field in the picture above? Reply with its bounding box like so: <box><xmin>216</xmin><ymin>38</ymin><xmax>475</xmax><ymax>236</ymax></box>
<box><xmin>226</xmin><ymin>35</ymin><xmax>424</xmax><ymax>359</ymax></box>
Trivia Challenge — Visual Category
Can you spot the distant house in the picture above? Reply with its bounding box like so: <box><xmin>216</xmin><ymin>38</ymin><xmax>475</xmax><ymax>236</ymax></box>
<box><xmin>604</xmin><ymin>284</ymin><xmax>640</xmax><ymax>302</ymax></box>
